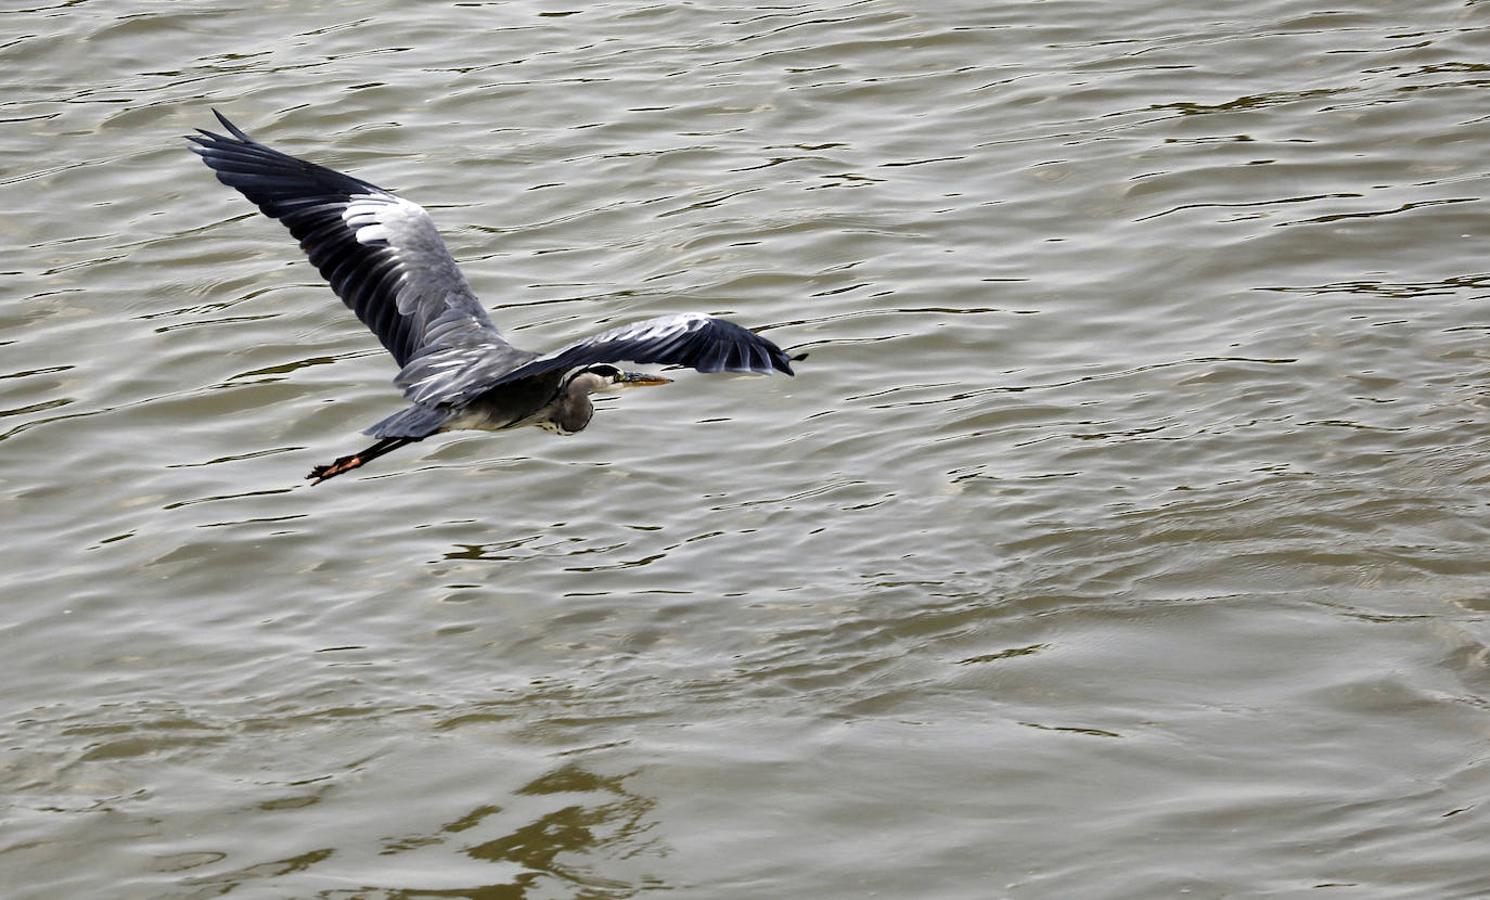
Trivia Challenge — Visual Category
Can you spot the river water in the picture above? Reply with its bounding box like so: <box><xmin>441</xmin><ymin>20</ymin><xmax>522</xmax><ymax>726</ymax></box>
<box><xmin>6</xmin><ymin>0</ymin><xmax>1490</xmax><ymax>896</ymax></box>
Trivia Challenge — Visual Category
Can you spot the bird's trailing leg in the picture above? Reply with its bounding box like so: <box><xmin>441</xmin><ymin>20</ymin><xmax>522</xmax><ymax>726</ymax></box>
<box><xmin>308</xmin><ymin>436</ymin><xmax>418</xmax><ymax>485</ymax></box>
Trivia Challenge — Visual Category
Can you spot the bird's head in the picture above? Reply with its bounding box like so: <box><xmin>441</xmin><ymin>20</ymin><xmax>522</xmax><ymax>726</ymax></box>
<box><xmin>576</xmin><ymin>363</ymin><xmax>673</xmax><ymax>393</ymax></box>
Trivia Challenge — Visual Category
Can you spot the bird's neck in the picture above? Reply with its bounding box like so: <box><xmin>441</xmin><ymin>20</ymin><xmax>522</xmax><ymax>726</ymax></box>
<box><xmin>549</xmin><ymin>372</ymin><xmax>603</xmax><ymax>433</ymax></box>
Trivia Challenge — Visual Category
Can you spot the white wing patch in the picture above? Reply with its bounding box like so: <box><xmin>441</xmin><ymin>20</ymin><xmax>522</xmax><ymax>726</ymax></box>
<box><xmin>342</xmin><ymin>193</ymin><xmax>424</xmax><ymax>247</ymax></box>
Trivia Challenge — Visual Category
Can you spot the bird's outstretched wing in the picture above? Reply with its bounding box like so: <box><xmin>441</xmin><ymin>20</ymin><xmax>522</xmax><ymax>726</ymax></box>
<box><xmin>187</xmin><ymin>110</ymin><xmax>518</xmax><ymax>371</ymax></box>
<box><xmin>398</xmin><ymin>312</ymin><xmax>796</xmax><ymax>406</ymax></box>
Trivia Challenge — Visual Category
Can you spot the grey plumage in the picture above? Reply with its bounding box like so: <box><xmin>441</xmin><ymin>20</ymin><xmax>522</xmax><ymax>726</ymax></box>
<box><xmin>187</xmin><ymin>111</ymin><xmax>800</xmax><ymax>483</ymax></box>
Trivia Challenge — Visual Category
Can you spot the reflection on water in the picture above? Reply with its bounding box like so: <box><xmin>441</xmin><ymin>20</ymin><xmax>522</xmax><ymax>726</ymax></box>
<box><xmin>7</xmin><ymin>0</ymin><xmax>1490</xmax><ymax>896</ymax></box>
<box><xmin>462</xmin><ymin>767</ymin><xmax>660</xmax><ymax>897</ymax></box>
<box><xmin>170</xmin><ymin>763</ymin><xmax>662</xmax><ymax>898</ymax></box>
<box><xmin>7</xmin><ymin>692</ymin><xmax>668</xmax><ymax>897</ymax></box>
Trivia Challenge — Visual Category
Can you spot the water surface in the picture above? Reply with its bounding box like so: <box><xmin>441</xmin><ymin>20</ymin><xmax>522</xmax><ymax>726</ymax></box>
<box><xmin>6</xmin><ymin>0</ymin><xmax>1490</xmax><ymax>896</ymax></box>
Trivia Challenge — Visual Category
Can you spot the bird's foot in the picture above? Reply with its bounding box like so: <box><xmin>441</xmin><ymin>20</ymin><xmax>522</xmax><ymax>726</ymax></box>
<box><xmin>307</xmin><ymin>453</ymin><xmax>363</xmax><ymax>485</ymax></box>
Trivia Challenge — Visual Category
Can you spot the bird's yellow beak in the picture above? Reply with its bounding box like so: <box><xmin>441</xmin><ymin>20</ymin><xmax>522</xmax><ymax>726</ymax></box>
<box><xmin>619</xmin><ymin>371</ymin><xmax>673</xmax><ymax>387</ymax></box>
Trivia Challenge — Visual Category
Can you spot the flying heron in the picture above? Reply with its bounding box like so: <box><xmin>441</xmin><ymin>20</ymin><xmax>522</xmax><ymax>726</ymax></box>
<box><xmin>188</xmin><ymin>111</ymin><xmax>800</xmax><ymax>484</ymax></box>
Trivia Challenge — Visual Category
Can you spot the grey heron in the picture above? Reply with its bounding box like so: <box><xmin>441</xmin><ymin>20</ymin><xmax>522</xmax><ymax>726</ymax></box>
<box><xmin>188</xmin><ymin>111</ymin><xmax>800</xmax><ymax>484</ymax></box>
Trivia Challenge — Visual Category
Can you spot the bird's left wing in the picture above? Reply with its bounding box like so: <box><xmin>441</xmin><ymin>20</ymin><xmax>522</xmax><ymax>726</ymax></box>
<box><xmin>188</xmin><ymin>110</ymin><xmax>510</xmax><ymax>370</ymax></box>
<box><xmin>398</xmin><ymin>312</ymin><xmax>796</xmax><ymax>406</ymax></box>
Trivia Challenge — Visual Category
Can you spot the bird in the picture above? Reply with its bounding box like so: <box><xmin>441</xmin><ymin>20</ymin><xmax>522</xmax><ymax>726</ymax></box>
<box><xmin>187</xmin><ymin>111</ymin><xmax>801</xmax><ymax>484</ymax></box>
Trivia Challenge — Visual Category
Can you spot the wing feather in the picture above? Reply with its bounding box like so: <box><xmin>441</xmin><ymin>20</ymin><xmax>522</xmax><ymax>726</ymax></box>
<box><xmin>188</xmin><ymin>110</ymin><xmax>507</xmax><ymax>369</ymax></box>
<box><xmin>394</xmin><ymin>313</ymin><xmax>795</xmax><ymax>407</ymax></box>
<box><xmin>492</xmin><ymin>313</ymin><xmax>795</xmax><ymax>392</ymax></box>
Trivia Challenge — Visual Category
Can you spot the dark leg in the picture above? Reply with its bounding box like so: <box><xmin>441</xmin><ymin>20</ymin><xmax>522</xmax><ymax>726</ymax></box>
<box><xmin>307</xmin><ymin>436</ymin><xmax>418</xmax><ymax>485</ymax></box>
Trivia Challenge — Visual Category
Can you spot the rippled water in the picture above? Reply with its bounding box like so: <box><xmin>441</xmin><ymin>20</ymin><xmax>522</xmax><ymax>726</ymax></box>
<box><xmin>7</xmin><ymin>0</ymin><xmax>1490</xmax><ymax>896</ymax></box>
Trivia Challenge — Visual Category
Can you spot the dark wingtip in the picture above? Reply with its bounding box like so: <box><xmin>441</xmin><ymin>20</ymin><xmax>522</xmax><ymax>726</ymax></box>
<box><xmin>778</xmin><ymin>350</ymin><xmax>807</xmax><ymax>376</ymax></box>
<box><xmin>211</xmin><ymin>108</ymin><xmax>253</xmax><ymax>142</ymax></box>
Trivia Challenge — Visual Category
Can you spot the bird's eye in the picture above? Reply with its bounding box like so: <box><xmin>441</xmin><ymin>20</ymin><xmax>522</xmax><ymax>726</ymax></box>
<box><xmin>589</xmin><ymin>364</ymin><xmax>621</xmax><ymax>379</ymax></box>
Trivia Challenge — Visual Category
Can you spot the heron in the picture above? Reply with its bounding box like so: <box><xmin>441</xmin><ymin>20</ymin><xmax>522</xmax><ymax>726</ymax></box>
<box><xmin>187</xmin><ymin>111</ymin><xmax>801</xmax><ymax>484</ymax></box>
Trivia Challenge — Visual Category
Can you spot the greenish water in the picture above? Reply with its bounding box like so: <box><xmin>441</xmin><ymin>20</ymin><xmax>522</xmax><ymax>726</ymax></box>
<box><xmin>6</xmin><ymin>1</ymin><xmax>1490</xmax><ymax>896</ymax></box>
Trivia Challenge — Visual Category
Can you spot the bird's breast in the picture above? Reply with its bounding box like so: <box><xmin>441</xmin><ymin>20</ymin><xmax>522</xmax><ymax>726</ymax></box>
<box><xmin>445</xmin><ymin>374</ymin><xmax>568</xmax><ymax>433</ymax></box>
<box><xmin>442</xmin><ymin>408</ymin><xmax>519</xmax><ymax>432</ymax></box>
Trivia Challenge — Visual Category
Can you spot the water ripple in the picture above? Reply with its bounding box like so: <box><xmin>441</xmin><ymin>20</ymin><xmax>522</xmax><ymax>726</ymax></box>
<box><xmin>8</xmin><ymin>0</ymin><xmax>1490</xmax><ymax>896</ymax></box>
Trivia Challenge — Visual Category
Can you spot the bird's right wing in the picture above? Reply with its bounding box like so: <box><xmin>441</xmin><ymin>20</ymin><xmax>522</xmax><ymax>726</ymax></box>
<box><xmin>397</xmin><ymin>313</ymin><xmax>797</xmax><ymax>406</ymax></box>
<box><xmin>188</xmin><ymin>110</ymin><xmax>509</xmax><ymax>370</ymax></box>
